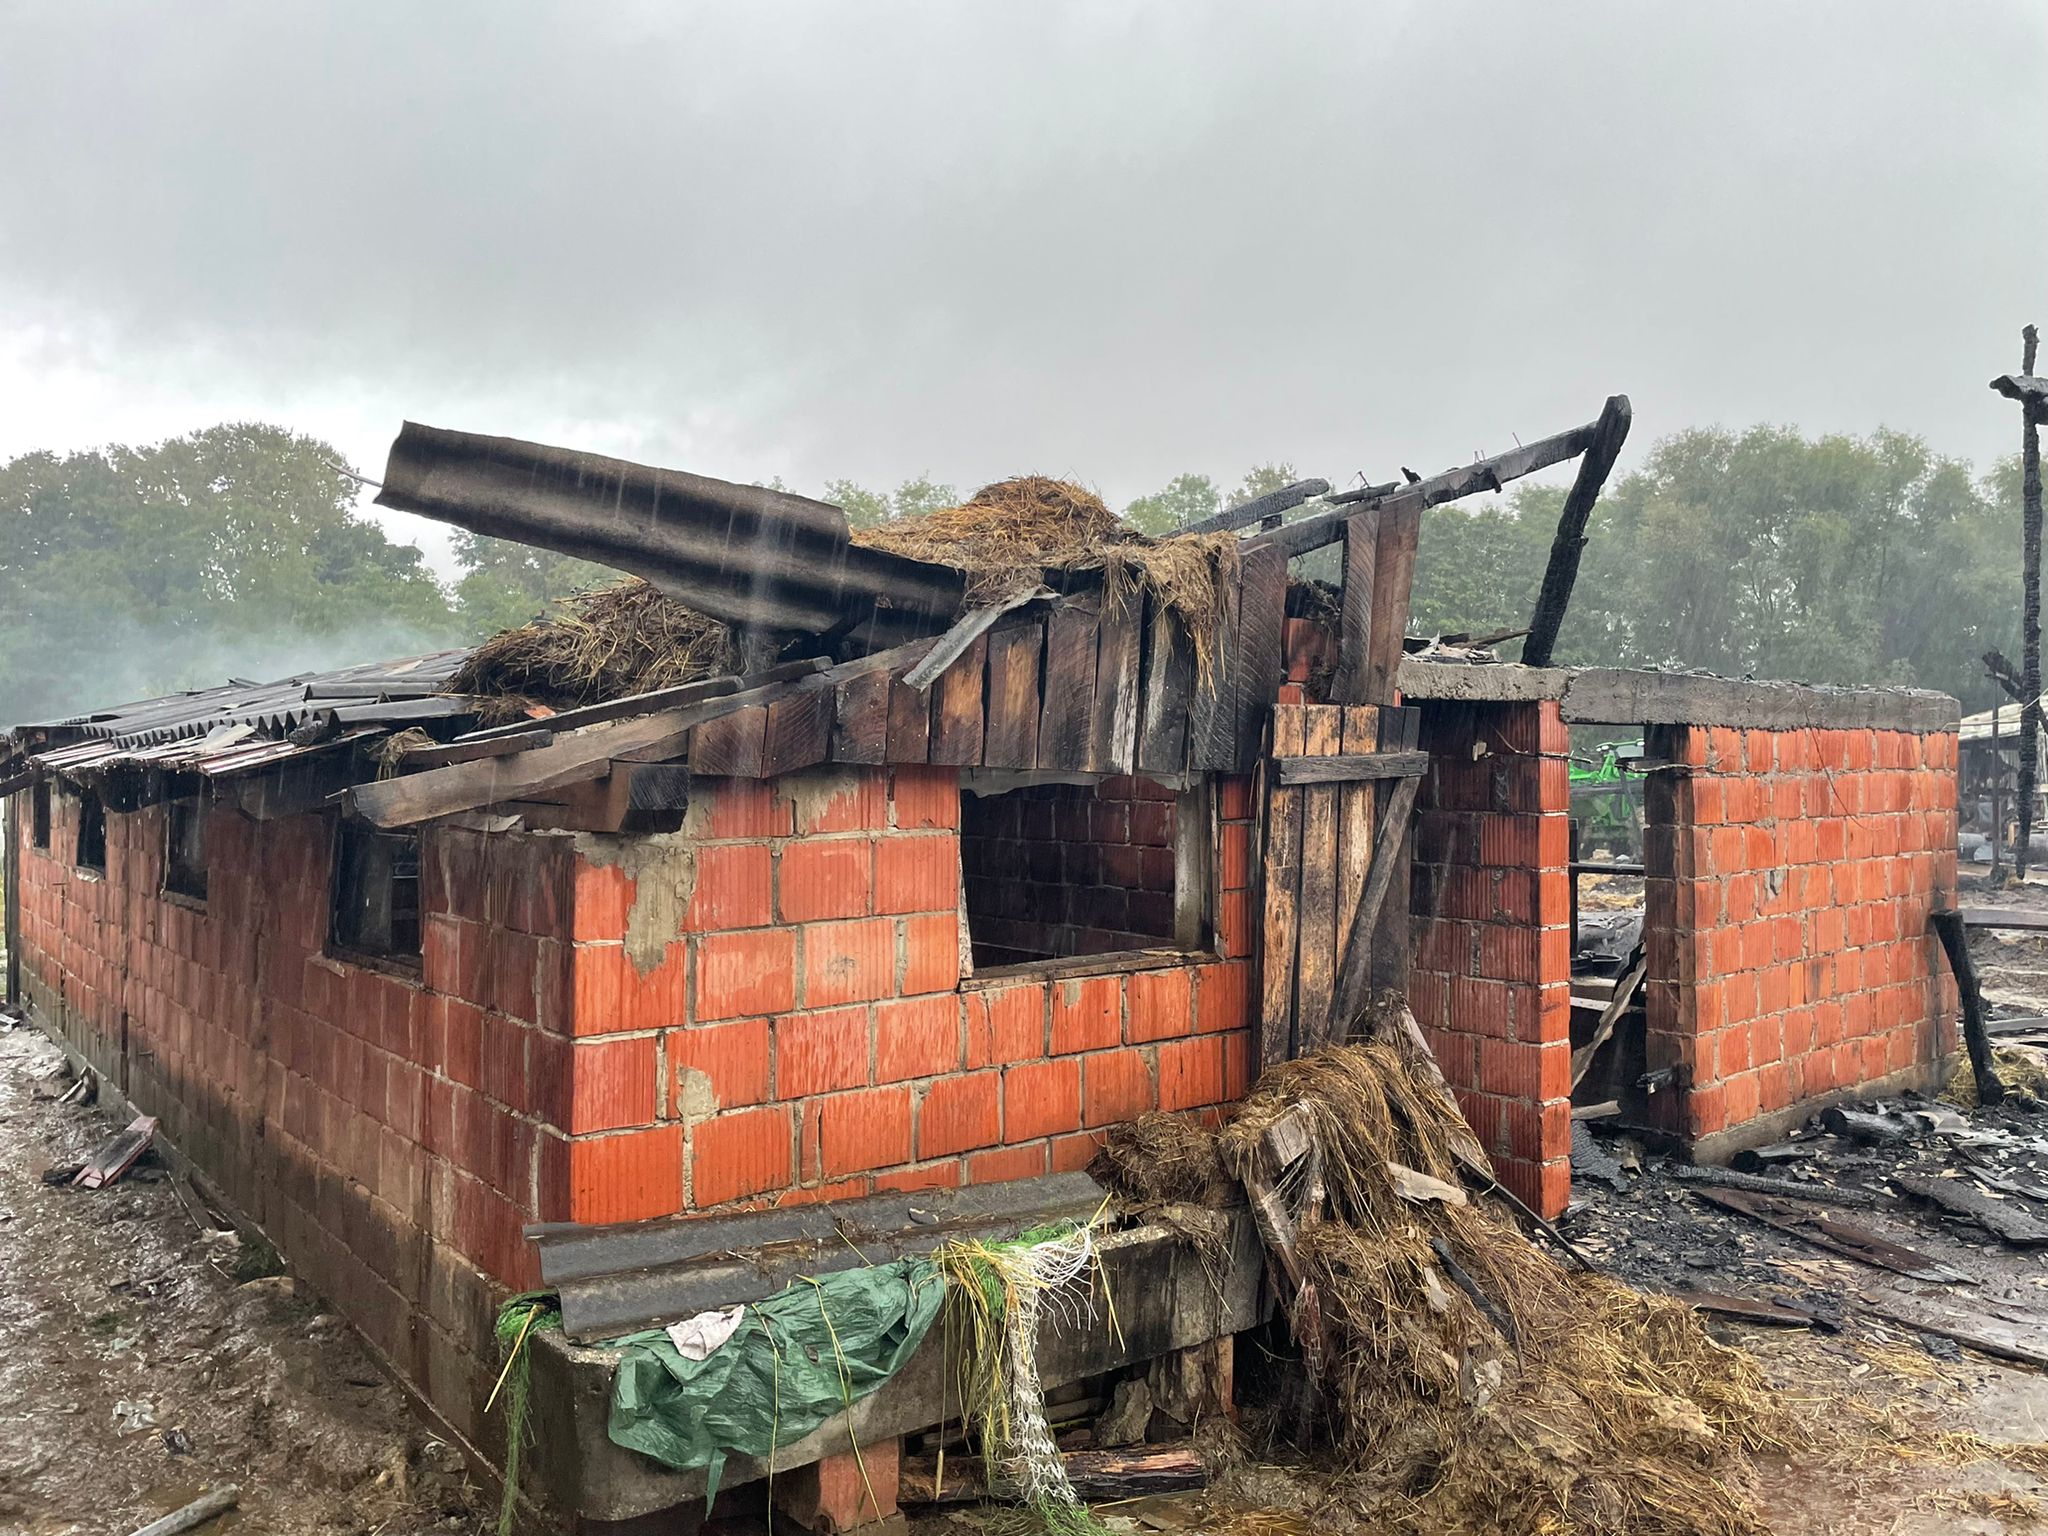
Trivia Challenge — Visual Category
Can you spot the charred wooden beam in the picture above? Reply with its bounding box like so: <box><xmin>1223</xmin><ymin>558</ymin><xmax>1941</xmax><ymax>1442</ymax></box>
<box><xmin>1993</xmin><ymin>331</ymin><xmax>2046</xmax><ymax>877</ymax></box>
<box><xmin>1932</xmin><ymin>908</ymin><xmax>2005</xmax><ymax>1108</ymax></box>
<box><xmin>1177</xmin><ymin>477</ymin><xmax>1331</xmax><ymax>536</ymax></box>
<box><xmin>1521</xmin><ymin>395</ymin><xmax>1632</xmax><ymax>667</ymax></box>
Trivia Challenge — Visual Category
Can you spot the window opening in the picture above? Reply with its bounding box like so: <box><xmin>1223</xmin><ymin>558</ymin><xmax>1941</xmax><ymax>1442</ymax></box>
<box><xmin>164</xmin><ymin>795</ymin><xmax>209</xmax><ymax>902</ymax></box>
<box><xmin>959</xmin><ymin>773</ymin><xmax>1208</xmax><ymax>970</ymax></box>
<box><xmin>75</xmin><ymin>789</ymin><xmax>106</xmax><ymax>874</ymax></box>
<box><xmin>330</xmin><ymin>819</ymin><xmax>422</xmax><ymax>965</ymax></box>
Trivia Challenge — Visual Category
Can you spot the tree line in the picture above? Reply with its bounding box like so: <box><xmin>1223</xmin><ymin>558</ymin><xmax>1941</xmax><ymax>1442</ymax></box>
<box><xmin>0</xmin><ymin>421</ymin><xmax>2024</xmax><ymax>730</ymax></box>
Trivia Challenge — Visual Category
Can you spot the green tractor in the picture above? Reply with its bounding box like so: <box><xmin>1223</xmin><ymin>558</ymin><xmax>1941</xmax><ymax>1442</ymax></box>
<box><xmin>1569</xmin><ymin>738</ymin><xmax>1646</xmax><ymax>862</ymax></box>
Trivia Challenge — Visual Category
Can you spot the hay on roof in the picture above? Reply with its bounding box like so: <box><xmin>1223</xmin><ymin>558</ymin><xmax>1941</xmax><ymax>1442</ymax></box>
<box><xmin>450</xmin><ymin>580</ymin><xmax>737</xmax><ymax>712</ymax></box>
<box><xmin>853</xmin><ymin>476</ymin><xmax>1241</xmax><ymax>673</ymax></box>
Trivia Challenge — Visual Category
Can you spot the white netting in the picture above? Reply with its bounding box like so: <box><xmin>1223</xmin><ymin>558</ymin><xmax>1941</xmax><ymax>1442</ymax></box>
<box><xmin>984</xmin><ymin>1226</ymin><xmax>1100</xmax><ymax>1509</ymax></box>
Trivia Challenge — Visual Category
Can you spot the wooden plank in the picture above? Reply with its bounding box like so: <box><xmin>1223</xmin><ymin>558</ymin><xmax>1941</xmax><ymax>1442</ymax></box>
<box><xmin>1933</xmin><ymin>909</ymin><xmax>2006</xmax><ymax>1107</ymax></box>
<box><xmin>1522</xmin><ymin>395</ymin><xmax>1632</xmax><ymax>667</ymax></box>
<box><xmin>1275</xmin><ymin>751</ymin><xmax>1430</xmax><ymax>784</ymax></box>
<box><xmin>688</xmin><ymin>704</ymin><xmax>766</xmax><ymax>778</ymax></box>
<box><xmin>1260</xmin><ymin>414</ymin><xmax>1602</xmax><ymax>558</ymax></box>
<box><xmin>1335</xmin><ymin>705</ymin><xmax>1380</xmax><ymax>989</ymax></box>
<box><xmin>449</xmin><ymin>660</ymin><xmax>819</xmax><ymax>742</ymax></box>
<box><xmin>887</xmin><ymin>676</ymin><xmax>931</xmax><ymax>763</ymax></box>
<box><xmin>507</xmin><ymin>763</ymin><xmax>693</xmax><ymax>833</ymax></box>
<box><xmin>762</xmin><ymin>686</ymin><xmax>835</xmax><ymax>777</ymax></box>
<box><xmin>901</xmin><ymin>589</ymin><xmax>1048</xmax><ymax>690</ymax></box>
<box><xmin>831</xmin><ymin>668</ymin><xmax>891</xmax><ymax>765</ymax></box>
<box><xmin>1959</xmin><ymin>906</ymin><xmax>2048</xmax><ymax>932</ymax></box>
<box><xmin>982</xmin><ymin>617</ymin><xmax>1045</xmax><ymax>769</ymax></box>
<box><xmin>928</xmin><ymin>634</ymin><xmax>988</xmax><ymax>766</ymax></box>
<box><xmin>1135</xmin><ymin>599</ymin><xmax>1192</xmax><ymax>777</ymax></box>
<box><xmin>1330</xmin><ymin>508</ymin><xmax>1380</xmax><ymax>704</ymax></box>
<box><xmin>1231</xmin><ymin>545</ymin><xmax>1288</xmax><ymax>771</ymax></box>
<box><xmin>1036</xmin><ymin>605</ymin><xmax>1100</xmax><ymax>771</ymax></box>
<box><xmin>1259</xmin><ymin>703</ymin><xmax>1308</xmax><ymax>1070</ymax></box>
<box><xmin>1188</xmin><ymin>572</ymin><xmax>1242</xmax><ymax>771</ymax></box>
<box><xmin>900</xmin><ymin>1446</ymin><xmax>1205</xmax><ymax>1505</ymax></box>
<box><xmin>1293</xmin><ymin>708</ymin><xmax>1342</xmax><ymax>1054</ymax></box>
<box><xmin>1177</xmin><ymin>477</ymin><xmax>1329</xmax><ymax>536</ymax></box>
<box><xmin>967</xmin><ymin>948</ymin><xmax>1190</xmax><ymax>987</ymax></box>
<box><xmin>1328</xmin><ymin>770</ymin><xmax>1422</xmax><ymax>1035</ymax></box>
<box><xmin>1361</xmin><ymin>502</ymin><xmax>1421</xmax><ymax>705</ymax></box>
<box><xmin>397</xmin><ymin>729</ymin><xmax>553</xmax><ymax>768</ymax></box>
<box><xmin>1369</xmin><ymin>705</ymin><xmax>1420</xmax><ymax>997</ymax></box>
<box><xmin>1086</xmin><ymin>595</ymin><xmax>1142</xmax><ymax>774</ymax></box>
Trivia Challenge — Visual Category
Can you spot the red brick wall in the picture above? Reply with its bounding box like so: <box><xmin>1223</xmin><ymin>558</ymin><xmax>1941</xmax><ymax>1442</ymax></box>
<box><xmin>959</xmin><ymin>776</ymin><xmax>1180</xmax><ymax>964</ymax></box>
<box><xmin>1407</xmin><ymin>700</ymin><xmax>1574</xmax><ymax>1216</ymax></box>
<box><xmin>1642</xmin><ymin>724</ymin><xmax>1959</xmax><ymax>1150</ymax></box>
<box><xmin>11</xmin><ymin>789</ymin><xmax>577</xmax><ymax>1461</ymax></box>
<box><xmin>560</xmin><ymin>765</ymin><xmax>1257</xmax><ymax>1218</ymax></box>
<box><xmin>11</xmin><ymin>759</ymin><xmax>1260</xmax><ymax>1457</ymax></box>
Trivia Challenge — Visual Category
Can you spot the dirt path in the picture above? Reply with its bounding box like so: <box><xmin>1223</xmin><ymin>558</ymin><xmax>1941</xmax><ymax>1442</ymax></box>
<box><xmin>0</xmin><ymin>1026</ymin><xmax>485</xmax><ymax>1536</ymax></box>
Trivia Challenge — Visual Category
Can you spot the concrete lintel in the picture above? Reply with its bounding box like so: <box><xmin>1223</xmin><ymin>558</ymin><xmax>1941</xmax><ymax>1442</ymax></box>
<box><xmin>1395</xmin><ymin>658</ymin><xmax>1569</xmax><ymax>704</ymax></box>
<box><xmin>1395</xmin><ymin>659</ymin><xmax>1959</xmax><ymax>735</ymax></box>
<box><xmin>1560</xmin><ymin>670</ymin><xmax>1959</xmax><ymax>734</ymax></box>
<box><xmin>525</xmin><ymin>1212</ymin><xmax>1264</xmax><ymax>1525</ymax></box>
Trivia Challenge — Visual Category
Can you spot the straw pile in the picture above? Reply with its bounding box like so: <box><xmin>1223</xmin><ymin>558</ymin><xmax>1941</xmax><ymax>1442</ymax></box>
<box><xmin>1095</xmin><ymin>1036</ymin><xmax>1792</xmax><ymax>1536</ymax></box>
<box><xmin>450</xmin><ymin>580</ymin><xmax>737</xmax><ymax>715</ymax></box>
<box><xmin>853</xmin><ymin>477</ymin><xmax>1240</xmax><ymax>673</ymax></box>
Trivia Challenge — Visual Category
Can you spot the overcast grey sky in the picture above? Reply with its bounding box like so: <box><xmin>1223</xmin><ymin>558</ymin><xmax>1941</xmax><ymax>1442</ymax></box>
<box><xmin>2</xmin><ymin>2</ymin><xmax>2044</xmax><ymax>571</ymax></box>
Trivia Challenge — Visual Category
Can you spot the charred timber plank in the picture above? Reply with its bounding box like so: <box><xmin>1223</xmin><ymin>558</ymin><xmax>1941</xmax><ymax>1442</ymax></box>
<box><xmin>1330</xmin><ymin>508</ymin><xmax>1380</xmax><ymax>704</ymax></box>
<box><xmin>451</xmin><ymin>659</ymin><xmax>825</xmax><ymax>743</ymax></box>
<box><xmin>928</xmin><ymin>634</ymin><xmax>988</xmax><ymax>766</ymax></box>
<box><xmin>1087</xmin><ymin>595</ymin><xmax>1142</xmax><ymax>774</ymax></box>
<box><xmin>1260</xmin><ymin>703</ymin><xmax>1308</xmax><ymax>1069</ymax></box>
<box><xmin>1523</xmin><ymin>395</ymin><xmax>1632</xmax><ymax>668</ymax></box>
<box><xmin>1188</xmin><ymin>571</ymin><xmax>1243</xmax><ymax>771</ymax></box>
<box><xmin>1258</xmin><ymin>420</ymin><xmax>1599</xmax><ymax>559</ymax></box>
<box><xmin>1335</xmin><ymin>706</ymin><xmax>1380</xmax><ymax>986</ymax></box>
<box><xmin>1232</xmin><ymin>544</ymin><xmax>1288</xmax><ymax>772</ymax></box>
<box><xmin>900</xmin><ymin>1446</ymin><xmax>1205</xmax><ymax>1505</ymax></box>
<box><xmin>831</xmin><ymin>668</ymin><xmax>892</xmax><ymax>765</ymax></box>
<box><xmin>688</xmin><ymin>705</ymin><xmax>766</xmax><ymax>778</ymax></box>
<box><xmin>1037</xmin><ymin>604</ymin><xmax>1100</xmax><ymax>771</ymax></box>
<box><xmin>1177</xmin><ymin>478</ymin><xmax>1330</xmax><ymax>536</ymax></box>
<box><xmin>1369</xmin><ymin>705</ymin><xmax>1420</xmax><ymax>997</ymax></box>
<box><xmin>1932</xmin><ymin>908</ymin><xmax>2005</xmax><ymax>1108</ymax></box>
<box><xmin>1958</xmin><ymin>906</ymin><xmax>2048</xmax><ymax>932</ymax></box>
<box><xmin>763</xmin><ymin>687</ymin><xmax>835</xmax><ymax>777</ymax></box>
<box><xmin>397</xmin><ymin>729</ymin><xmax>554</xmax><ymax>768</ymax></box>
<box><xmin>901</xmin><ymin>588</ymin><xmax>1051</xmax><ymax>691</ymax></box>
<box><xmin>1293</xmin><ymin>707</ymin><xmax>1342</xmax><ymax>1054</ymax></box>
<box><xmin>1274</xmin><ymin>750</ymin><xmax>1430</xmax><ymax>784</ymax></box>
<box><xmin>983</xmin><ymin>617</ymin><xmax>1045</xmax><ymax>769</ymax></box>
<box><xmin>1135</xmin><ymin>598</ymin><xmax>1192</xmax><ymax>777</ymax></box>
<box><xmin>1328</xmin><ymin>769</ymin><xmax>1421</xmax><ymax>1036</ymax></box>
<box><xmin>887</xmin><ymin>676</ymin><xmax>931</xmax><ymax>763</ymax></box>
<box><xmin>1361</xmin><ymin>502</ymin><xmax>1421</xmax><ymax>706</ymax></box>
<box><xmin>1518</xmin><ymin>398</ymin><xmax>1631</xmax><ymax>669</ymax></box>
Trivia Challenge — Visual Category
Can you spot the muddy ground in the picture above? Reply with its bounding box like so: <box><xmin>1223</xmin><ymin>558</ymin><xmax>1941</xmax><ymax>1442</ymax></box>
<box><xmin>4</xmin><ymin>885</ymin><xmax>2047</xmax><ymax>1535</ymax></box>
<box><xmin>0</xmin><ymin>1025</ymin><xmax>486</xmax><ymax>1536</ymax></box>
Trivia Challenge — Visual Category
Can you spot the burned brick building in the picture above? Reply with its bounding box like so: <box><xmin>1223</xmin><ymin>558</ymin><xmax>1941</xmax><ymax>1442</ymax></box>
<box><xmin>0</xmin><ymin>404</ymin><xmax>1963</xmax><ymax>1530</ymax></box>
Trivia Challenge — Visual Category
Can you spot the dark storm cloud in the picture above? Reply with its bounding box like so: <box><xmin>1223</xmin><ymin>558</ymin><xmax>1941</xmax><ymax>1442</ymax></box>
<box><xmin>1</xmin><ymin>0</ymin><xmax>2044</xmax><ymax>522</ymax></box>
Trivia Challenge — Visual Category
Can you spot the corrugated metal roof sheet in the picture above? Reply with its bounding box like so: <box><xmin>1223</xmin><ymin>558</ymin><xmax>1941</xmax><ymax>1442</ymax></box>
<box><xmin>6</xmin><ymin>650</ymin><xmax>477</xmax><ymax>789</ymax></box>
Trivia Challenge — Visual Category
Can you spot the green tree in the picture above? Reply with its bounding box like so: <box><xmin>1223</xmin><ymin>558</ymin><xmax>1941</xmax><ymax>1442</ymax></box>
<box><xmin>1407</xmin><ymin>425</ymin><xmax>2020</xmax><ymax>710</ymax></box>
<box><xmin>0</xmin><ymin>424</ymin><xmax>463</xmax><ymax>726</ymax></box>
<box><xmin>822</xmin><ymin>476</ymin><xmax>958</xmax><ymax>530</ymax></box>
<box><xmin>451</xmin><ymin>534</ymin><xmax>616</xmax><ymax>634</ymax></box>
<box><xmin>1123</xmin><ymin>473</ymin><xmax>1221</xmax><ymax>535</ymax></box>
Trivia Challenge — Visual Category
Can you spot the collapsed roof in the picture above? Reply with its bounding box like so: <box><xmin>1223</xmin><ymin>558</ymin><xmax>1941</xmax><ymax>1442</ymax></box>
<box><xmin>3</xmin><ymin>401</ymin><xmax>1632</xmax><ymax>826</ymax></box>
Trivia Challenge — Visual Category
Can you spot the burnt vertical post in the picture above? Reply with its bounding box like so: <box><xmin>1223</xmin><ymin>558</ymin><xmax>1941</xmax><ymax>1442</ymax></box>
<box><xmin>1523</xmin><ymin>395</ymin><xmax>1632</xmax><ymax>668</ymax></box>
<box><xmin>1993</xmin><ymin>328</ymin><xmax>2045</xmax><ymax>878</ymax></box>
<box><xmin>1990</xmin><ymin>702</ymin><xmax>2005</xmax><ymax>882</ymax></box>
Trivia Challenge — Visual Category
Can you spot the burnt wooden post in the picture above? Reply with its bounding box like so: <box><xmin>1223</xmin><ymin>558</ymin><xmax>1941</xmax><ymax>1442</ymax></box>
<box><xmin>1992</xmin><ymin>328</ymin><xmax>2046</xmax><ymax>878</ymax></box>
<box><xmin>1990</xmin><ymin>701</ymin><xmax>2004</xmax><ymax>882</ymax></box>
<box><xmin>1522</xmin><ymin>395</ymin><xmax>1633</xmax><ymax>668</ymax></box>
<box><xmin>1931</xmin><ymin>909</ymin><xmax>2004</xmax><ymax>1108</ymax></box>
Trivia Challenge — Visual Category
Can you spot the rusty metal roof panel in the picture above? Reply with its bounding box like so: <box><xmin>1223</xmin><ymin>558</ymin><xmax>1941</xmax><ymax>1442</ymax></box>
<box><xmin>7</xmin><ymin>651</ymin><xmax>475</xmax><ymax>785</ymax></box>
<box><xmin>375</xmin><ymin>423</ymin><xmax>967</xmax><ymax>640</ymax></box>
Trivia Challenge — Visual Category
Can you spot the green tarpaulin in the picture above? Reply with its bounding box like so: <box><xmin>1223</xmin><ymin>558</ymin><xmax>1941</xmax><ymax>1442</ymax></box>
<box><xmin>606</xmin><ymin>1258</ymin><xmax>946</xmax><ymax>1504</ymax></box>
